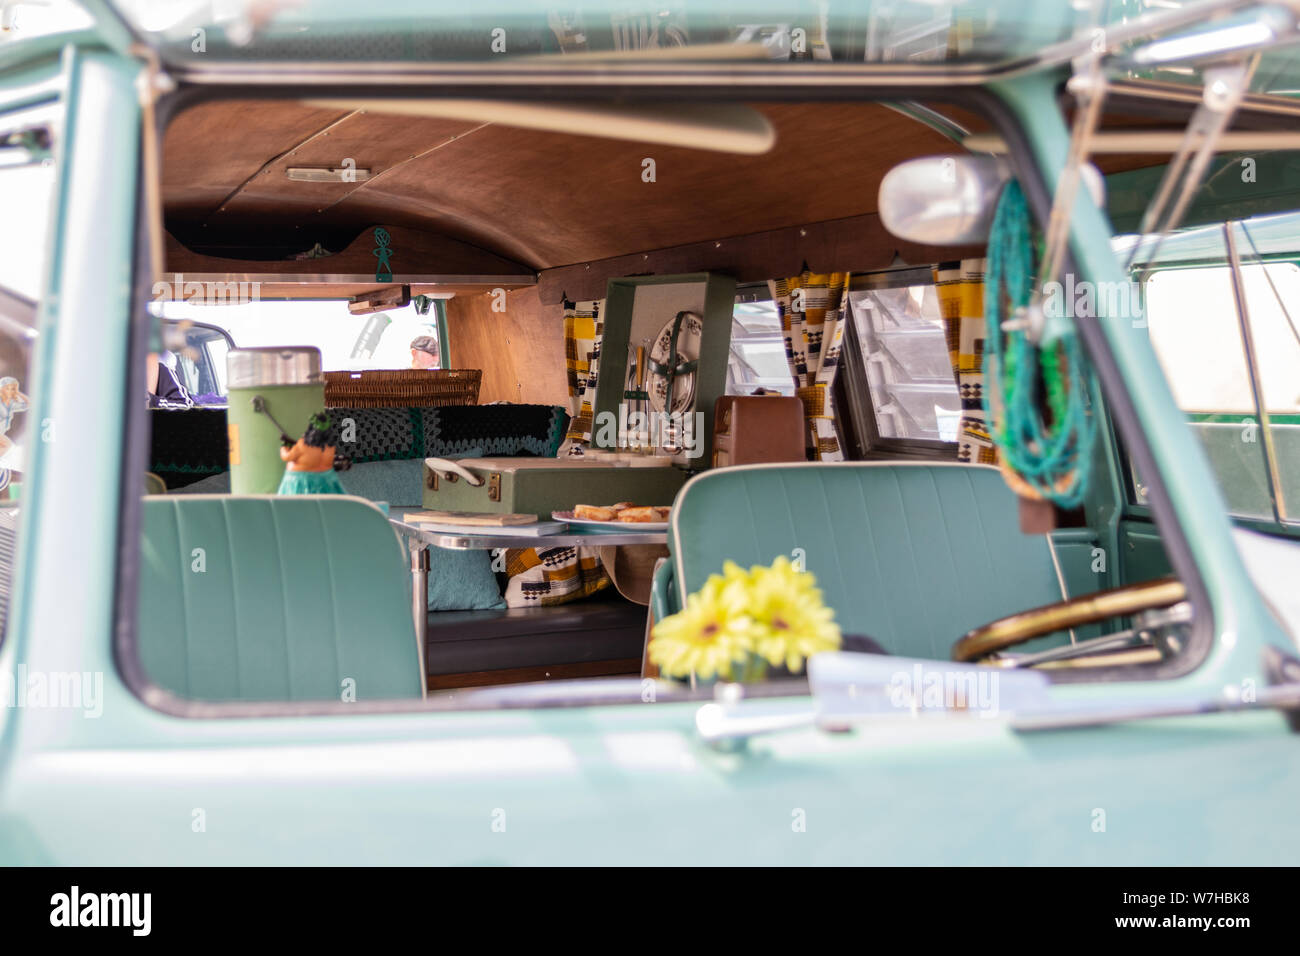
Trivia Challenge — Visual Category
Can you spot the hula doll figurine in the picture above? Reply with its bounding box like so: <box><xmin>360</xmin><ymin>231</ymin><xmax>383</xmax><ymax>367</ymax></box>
<box><xmin>277</xmin><ymin>412</ymin><xmax>347</xmax><ymax>495</ymax></box>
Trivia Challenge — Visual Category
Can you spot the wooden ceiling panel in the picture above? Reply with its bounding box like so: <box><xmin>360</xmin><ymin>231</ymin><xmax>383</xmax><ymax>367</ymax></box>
<box><xmin>163</xmin><ymin>100</ymin><xmax>350</xmax><ymax>223</ymax></box>
<box><xmin>160</xmin><ymin>100</ymin><xmax>977</xmax><ymax>270</ymax></box>
<box><xmin>215</xmin><ymin>111</ymin><xmax>482</xmax><ymax>223</ymax></box>
<box><xmin>331</xmin><ymin>102</ymin><xmax>953</xmax><ymax>268</ymax></box>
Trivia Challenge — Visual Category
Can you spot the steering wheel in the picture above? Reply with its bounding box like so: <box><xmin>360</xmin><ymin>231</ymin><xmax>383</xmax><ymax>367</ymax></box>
<box><xmin>951</xmin><ymin>577</ymin><xmax>1187</xmax><ymax>664</ymax></box>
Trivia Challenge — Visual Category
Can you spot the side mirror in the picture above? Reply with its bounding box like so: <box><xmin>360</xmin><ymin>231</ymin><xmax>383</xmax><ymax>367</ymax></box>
<box><xmin>879</xmin><ymin>155</ymin><xmax>1107</xmax><ymax>246</ymax></box>
<box><xmin>878</xmin><ymin>155</ymin><xmax>1010</xmax><ymax>246</ymax></box>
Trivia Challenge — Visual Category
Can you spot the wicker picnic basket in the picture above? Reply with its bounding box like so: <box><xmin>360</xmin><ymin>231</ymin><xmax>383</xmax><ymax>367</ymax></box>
<box><xmin>323</xmin><ymin>369</ymin><xmax>482</xmax><ymax>408</ymax></box>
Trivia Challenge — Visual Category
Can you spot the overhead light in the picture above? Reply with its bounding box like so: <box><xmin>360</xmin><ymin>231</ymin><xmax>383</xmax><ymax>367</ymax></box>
<box><xmin>286</xmin><ymin>166</ymin><xmax>371</xmax><ymax>183</ymax></box>
<box><xmin>1129</xmin><ymin>7</ymin><xmax>1295</xmax><ymax>65</ymax></box>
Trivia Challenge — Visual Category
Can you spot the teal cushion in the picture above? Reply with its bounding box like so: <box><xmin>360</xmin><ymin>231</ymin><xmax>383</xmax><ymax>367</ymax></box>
<box><xmin>173</xmin><ymin>448</ymin><xmax>485</xmax><ymax>506</ymax></box>
<box><xmin>428</xmin><ymin>547</ymin><xmax>506</xmax><ymax>611</ymax></box>
<box><xmin>336</xmin><ymin>458</ymin><xmax>448</xmax><ymax>507</ymax></box>
<box><xmin>140</xmin><ymin>495</ymin><xmax>423</xmax><ymax>701</ymax></box>
<box><xmin>669</xmin><ymin>463</ymin><xmax>1065</xmax><ymax>660</ymax></box>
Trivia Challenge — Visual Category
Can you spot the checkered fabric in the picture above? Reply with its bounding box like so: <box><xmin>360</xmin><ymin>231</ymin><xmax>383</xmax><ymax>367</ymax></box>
<box><xmin>323</xmin><ymin>405</ymin><xmax>569</xmax><ymax>462</ymax></box>
<box><xmin>502</xmin><ymin>545</ymin><xmax>610</xmax><ymax>608</ymax></box>
<box><xmin>934</xmin><ymin>259</ymin><xmax>998</xmax><ymax>465</ymax></box>
<box><xmin>768</xmin><ymin>271</ymin><xmax>849</xmax><ymax>461</ymax></box>
<box><xmin>563</xmin><ymin>299</ymin><xmax>605</xmax><ymax>445</ymax></box>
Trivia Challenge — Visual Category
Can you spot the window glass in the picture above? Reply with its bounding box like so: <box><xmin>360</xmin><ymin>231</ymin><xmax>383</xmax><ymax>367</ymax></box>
<box><xmin>1143</xmin><ymin>249</ymin><xmax>1300</xmax><ymax>521</ymax></box>
<box><xmin>847</xmin><ymin>283</ymin><xmax>960</xmax><ymax>443</ymax></box>
<box><xmin>0</xmin><ymin>0</ymin><xmax>93</xmax><ymax>41</ymax></box>
<box><xmin>1145</xmin><ymin>267</ymin><xmax>1254</xmax><ymax>413</ymax></box>
<box><xmin>153</xmin><ymin>299</ymin><xmax>443</xmax><ymax>403</ymax></box>
<box><xmin>727</xmin><ymin>299</ymin><xmax>794</xmax><ymax>396</ymax></box>
<box><xmin>0</xmin><ymin>164</ymin><xmax>56</xmax><ymax>302</ymax></box>
<box><xmin>0</xmin><ymin>117</ymin><xmax>55</xmax><ymax>635</ymax></box>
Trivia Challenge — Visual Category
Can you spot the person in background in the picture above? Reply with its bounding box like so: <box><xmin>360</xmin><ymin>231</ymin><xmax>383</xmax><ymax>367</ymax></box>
<box><xmin>410</xmin><ymin>335</ymin><xmax>439</xmax><ymax>370</ymax></box>
<box><xmin>146</xmin><ymin>351</ymin><xmax>192</xmax><ymax>407</ymax></box>
<box><xmin>0</xmin><ymin>376</ymin><xmax>29</xmax><ymax>455</ymax></box>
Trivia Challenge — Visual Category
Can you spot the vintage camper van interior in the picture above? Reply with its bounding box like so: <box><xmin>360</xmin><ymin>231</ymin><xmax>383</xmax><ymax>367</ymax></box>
<box><xmin>118</xmin><ymin>85</ymin><xmax>1300</xmax><ymax>709</ymax></box>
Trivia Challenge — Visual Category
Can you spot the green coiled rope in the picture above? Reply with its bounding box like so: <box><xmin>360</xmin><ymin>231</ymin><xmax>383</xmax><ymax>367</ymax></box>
<box><xmin>983</xmin><ymin>180</ymin><xmax>1097</xmax><ymax>509</ymax></box>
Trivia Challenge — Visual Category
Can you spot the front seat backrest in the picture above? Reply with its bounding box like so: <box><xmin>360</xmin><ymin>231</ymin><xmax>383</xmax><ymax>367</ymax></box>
<box><xmin>669</xmin><ymin>463</ymin><xmax>1063</xmax><ymax>660</ymax></box>
<box><xmin>140</xmin><ymin>495</ymin><xmax>422</xmax><ymax>701</ymax></box>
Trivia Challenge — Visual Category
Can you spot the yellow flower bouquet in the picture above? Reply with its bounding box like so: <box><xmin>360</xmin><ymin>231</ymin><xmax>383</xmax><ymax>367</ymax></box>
<box><xmin>648</xmin><ymin>556</ymin><xmax>841</xmax><ymax>682</ymax></box>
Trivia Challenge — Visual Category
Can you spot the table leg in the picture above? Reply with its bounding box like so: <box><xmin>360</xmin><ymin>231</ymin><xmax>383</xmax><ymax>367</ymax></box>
<box><xmin>411</xmin><ymin>544</ymin><xmax>430</xmax><ymax>698</ymax></box>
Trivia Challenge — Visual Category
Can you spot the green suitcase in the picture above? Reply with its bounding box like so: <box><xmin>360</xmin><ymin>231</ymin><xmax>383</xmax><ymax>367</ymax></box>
<box><xmin>422</xmin><ymin>457</ymin><xmax>689</xmax><ymax>517</ymax></box>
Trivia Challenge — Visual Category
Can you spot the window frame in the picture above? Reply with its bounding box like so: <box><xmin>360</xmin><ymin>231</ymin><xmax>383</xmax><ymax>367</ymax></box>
<box><xmin>111</xmin><ymin>82</ymin><xmax>1226</xmax><ymax>719</ymax></box>
<box><xmin>727</xmin><ymin>283</ymin><xmax>795</xmax><ymax>397</ymax></box>
<box><xmin>1130</xmin><ymin>232</ymin><xmax>1300</xmax><ymax>531</ymax></box>
<box><xmin>0</xmin><ymin>101</ymin><xmax>58</xmax><ymax>643</ymax></box>
<box><xmin>839</xmin><ymin>266</ymin><xmax>960</xmax><ymax>461</ymax></box>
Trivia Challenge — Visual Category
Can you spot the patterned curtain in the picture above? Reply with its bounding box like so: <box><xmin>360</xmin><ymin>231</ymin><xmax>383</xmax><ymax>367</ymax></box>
<box><xmin>933</xmin><ymin>259</ymin><xmax>998</xmax><ymax>464</ymax></box>
<box><xmin>768</xmin><ymin>271</ymin><xmax>849</xmax><ymax>461</ymax></box>
<box><xmin>503</xmin><ymin>545</ymin><xmax>610</xmax><ymax>607</ymax></box>
<box><xmin>563</xmin><ymin>298</ymin><xmax>604</xmax><ymax>445</ymax></box>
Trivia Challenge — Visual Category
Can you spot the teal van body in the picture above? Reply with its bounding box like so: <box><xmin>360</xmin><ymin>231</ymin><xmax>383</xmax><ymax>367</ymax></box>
<box><xmin>0</xmin><ymin>1</ymin><xmax>1297</xmax><ymax>864</ymax></box>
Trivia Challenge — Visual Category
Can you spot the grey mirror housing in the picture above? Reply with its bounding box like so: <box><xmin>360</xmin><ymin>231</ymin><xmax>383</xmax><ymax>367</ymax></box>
<box><xmin>879</xmin><ymin>154</ymin><xmax>1107</xmax><ymax>246</ymax></box>
<box><xmin>878</xmin><ymin>155</ymin><xmax>1011</xmax><ymax>246</ymax></box>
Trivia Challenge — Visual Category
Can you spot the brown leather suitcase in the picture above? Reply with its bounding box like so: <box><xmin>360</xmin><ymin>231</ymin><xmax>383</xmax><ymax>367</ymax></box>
<box><xmin>712</xmin><ymin>395</ymin><xmax>806</xmax><ymax>467</ymax></box>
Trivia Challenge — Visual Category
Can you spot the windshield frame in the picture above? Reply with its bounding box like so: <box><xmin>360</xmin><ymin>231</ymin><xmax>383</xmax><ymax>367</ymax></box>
<box><xmin>110</xmin><ymin>74</ymin><xmax>1225</xmax><ymax>720</ymax></box>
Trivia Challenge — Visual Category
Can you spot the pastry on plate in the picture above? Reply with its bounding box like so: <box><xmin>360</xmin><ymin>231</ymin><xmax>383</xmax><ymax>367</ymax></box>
<box><xmin>617</xmin><ymin>506</ymin><xmax>660</xmax><ymax>523</ymax></box>
<box><xmin>574</xmin><ymin>504</ymin><xmax>617</xmax><ymax>521</ymax></box>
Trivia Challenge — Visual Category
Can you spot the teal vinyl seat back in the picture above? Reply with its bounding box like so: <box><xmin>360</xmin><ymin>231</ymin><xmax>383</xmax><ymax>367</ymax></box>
<box><xmin>668</xmin><ymin>463</ymin><xmax>1066</xmax><ymax>660</ymax></box>
<box><xmin>140</xmin><ymin>495</ymin><xmax>423</xmax><ymax>701</ymax></box>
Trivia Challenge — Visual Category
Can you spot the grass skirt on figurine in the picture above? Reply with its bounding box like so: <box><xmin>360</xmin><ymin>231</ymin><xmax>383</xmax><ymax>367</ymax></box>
<box><xmin>277</xmin><ymin>469</ymin><xmax>346</xmax><ymax>495</ymax></box>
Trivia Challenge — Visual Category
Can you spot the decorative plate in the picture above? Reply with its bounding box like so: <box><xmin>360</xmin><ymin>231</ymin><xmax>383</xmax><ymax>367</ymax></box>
<box><xmin>552</xmin><ymin>510</ymin><xmax>669</xmax><ymax>531</ymax></box>
<box><xmin>648</xmin><ymin>311</ymin><xmax>703</xmax><ymax>415</ymax></box>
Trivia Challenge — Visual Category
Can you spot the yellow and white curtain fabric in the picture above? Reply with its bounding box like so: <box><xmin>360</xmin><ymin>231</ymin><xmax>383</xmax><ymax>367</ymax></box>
<box><xmin>503</xmin><ymin>545</ymin><xmax>610</xmax><ymax>608</ymax></box>
<box><xmin>563</xmin><ymin>299</ymin><xmax>604</xmax><ymax>445</ymax></box>
<box><xmin>934</xmin><ymin>259</ymin><xmax>998</xmax><ymax>464</ymax></box>
<box><xmin>768</xmin><ymin>271</ymin><xmax>849</xmax><ymax>461</ymax></box>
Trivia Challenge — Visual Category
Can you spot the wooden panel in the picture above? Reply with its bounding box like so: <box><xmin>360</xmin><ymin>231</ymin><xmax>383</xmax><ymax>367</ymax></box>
<box><xmin>537</xmin><ymin>211</ymin><xmax>984</xmax><ymax>304</ymax></box>
<box><xmin>348</xmin><ymin>101</ymin><xmax>946</xmax><ymax>268</ymax></box>
<box><xmin>427</xmin><ymin>658</ymin><xmax>640</xmax><ymax>691</ymax></box>
<box><xmin>163</xmin><ymin>97</ymin><xmax>1173</xmax><ymax>277</ymax></box>
<box><xmin>163</xmin><ymin>100</ymin><xmax>966</xmax><ymax>270</ymax></box>
<box><xmin>163</xmin><ymin>100</ymin><xmax>350</xmax><ymax>223</ymax></box>
<box><xmin>215</xmin><ymin>110</ymin><xmax>480</xmax><ymax>223</ymax></box>
<box><xmin>445</xmin><ymin>286</ymin><xmax>568</xmax><ymax>406</ymax></box>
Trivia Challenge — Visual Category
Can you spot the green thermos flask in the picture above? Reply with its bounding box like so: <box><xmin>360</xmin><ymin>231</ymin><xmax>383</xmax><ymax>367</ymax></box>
<box><xmin>226</xmin><ymin>347</ymin><xmax>325</xmax><ymax>494</ymax></box>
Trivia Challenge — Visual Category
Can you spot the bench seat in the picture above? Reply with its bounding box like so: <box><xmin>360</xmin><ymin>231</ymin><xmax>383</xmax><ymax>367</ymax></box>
<box><xmin>657</xmin><ymin>462</ymin><xmax>1068</xmax><ymax>661</ymax></box>
<box><xmin>139</xmin><ymin>495</ymin><xmax>423</xmax><ymax>701</ymax></box>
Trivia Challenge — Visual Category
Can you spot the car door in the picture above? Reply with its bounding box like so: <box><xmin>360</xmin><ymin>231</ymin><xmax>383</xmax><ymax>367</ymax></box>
<box><xmin>2</xmin><ymin>2</ymin><xmax>1298</xmax><ymax>867</ymax></box>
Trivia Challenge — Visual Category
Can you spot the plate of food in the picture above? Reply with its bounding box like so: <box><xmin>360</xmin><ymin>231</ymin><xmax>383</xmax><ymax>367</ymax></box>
<box><xmin>553</xmin><ymin>503</ymin><xmax>671</xmax><ymax>531</ymax></box>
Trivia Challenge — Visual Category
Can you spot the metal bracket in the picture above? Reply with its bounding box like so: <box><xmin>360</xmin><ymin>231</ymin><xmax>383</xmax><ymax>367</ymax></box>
<box><xmin>1126</xmin><ymin>57</ymin><xmax>1258</xmax><ymax>273</ymax></box>
<box><xmin>1016</xmin><ymin>14</ymin><xmax>1111</xmax><ymax>345</ymax></box>
<box><xmin>488</xmin><ymin>473</ymin><xmax>501</xmax><ymax>502</ymax></box>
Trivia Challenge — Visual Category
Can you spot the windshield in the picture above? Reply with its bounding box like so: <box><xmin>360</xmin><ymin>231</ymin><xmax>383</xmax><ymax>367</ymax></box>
<box><xmin>153</xmin><ymin>299</ymin><xmax>443</xmax><ymax>402</ymax></box>
<box><xmin>0</xmin><ymin>0</ymin><xmax>93</xmax><ymax>42</ymax></box>
<box><xmin>108</xmin><ymin>0</ymin><xmax>1088</xmax><ymax>66</ymax></box>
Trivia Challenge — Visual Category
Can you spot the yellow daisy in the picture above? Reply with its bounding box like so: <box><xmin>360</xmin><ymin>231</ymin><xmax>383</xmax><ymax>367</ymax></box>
<box><xmin>747</xmin><ymin>557</ymin><xmax>841</xmax><ymax>673</ymax></box>
<box><xmin>648</xmin><ymin>572</ymin><xmax>755</xmax><ymax>680</ymax></box>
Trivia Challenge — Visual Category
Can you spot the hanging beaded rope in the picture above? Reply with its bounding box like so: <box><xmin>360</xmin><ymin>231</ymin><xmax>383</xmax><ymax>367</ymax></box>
<box><xmin>983</xmin><ymin>180</ymin><xmax>1097</xmax><ymax>509</ymax></box>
